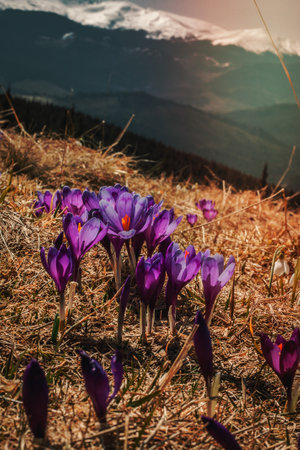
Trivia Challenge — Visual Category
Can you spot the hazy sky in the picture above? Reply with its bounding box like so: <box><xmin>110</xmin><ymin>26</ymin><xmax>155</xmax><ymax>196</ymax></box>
<box><xmin>128</xmin><ymin>0</ymin><xmax>300</xmax><ymax>42</ymax></box>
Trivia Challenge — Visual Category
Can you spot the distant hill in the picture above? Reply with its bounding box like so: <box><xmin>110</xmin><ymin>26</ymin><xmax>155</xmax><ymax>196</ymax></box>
<box><xmin>224</xmin><ymin>104</ymin><xmax>300</xmax><ymax>190</ymax></box>
<box><xmin>42</xmin><ymin>90</ymin><xmax>292</xmax><ymax>187</ymax></box>
<box><xmin>0</xmin><ymin>94</ymin><xmax>263</xmax><ymax>191</ymax></box>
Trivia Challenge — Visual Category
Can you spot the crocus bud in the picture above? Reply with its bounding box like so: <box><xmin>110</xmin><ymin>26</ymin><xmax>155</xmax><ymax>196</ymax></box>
<box><xmin>201</xmin><ymin>253</ymin><xmax>235</xmax><ymax>326</ymax></box>
<box><xmin>186</xmin><ymin>214</ymin><xmax>198</xmax><ymax>226</ymax></box>
<box><xmin>78</xmin><ymin>350</ymin><xmax>123</xmax><ymax>423</ymax></box>
<box><xmin>193</xmin><ymin>311</ymin><xmax>213</xmax><ymax>393</ymax></box>
<box><xmin>202</xmin><ymin>416</ymin><xmax>241</xmax><ymax>450</ymax></box>
<box><xmin>22</xmin><ymin>359</ymin><xmax>48</xmax><ymax>439</ymax></box>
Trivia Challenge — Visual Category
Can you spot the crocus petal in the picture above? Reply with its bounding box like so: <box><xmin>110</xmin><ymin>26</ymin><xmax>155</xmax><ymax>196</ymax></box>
<box><xmin>22</xmin><ymin>359</ymin><xmax>48</xmax><ymax>439</ymax></box>
<box><xmin>202</xmin><ymin>258</ymin><xmax>219</xmax><ymax>286</ymax></box>
<box><xmin>41</xmin><ymin>244</ymin><xmax>73</xmax><ymax>293</ymax></box>
<box><xmin>275</xmin><ymin>335</ymin><xmax>287</xmax><ymax>347</ymax></box>
<box><xmin>63</xmin><ymin>213</ymin><xmax>80</xmax><ymax>259</ymax></box>
<box><xmin>136</xmin><ymin>253</ymin><xmax>165</xmax><ymax>309</ymax></box>
<box><xmin>82</xmin><ymin>191</ymin><xmax>100</xmax><ymax>211</ymax></box>
<box><xmin>279</xmin><ymin>341</ymin><xmax>299</xmax><ymax>390</ymax></box>
<box><xmin>218</xmin><ymin>257</ymin><xmax>235</xmax><ymax>288</ymax></box>
<box><xmin>290</xmin><ymin>328</ymin><xmax>300</xmax><ymax>356</ymax></box>
<box><xmin>108</xmin><ymin>351</ymin><xmax>123</xmax><ymax>404</ymax></box>
<box><xmin>48</xmin><ymin>247</ymin><xmax>60</xmax><ymax>289</ymax></box>
<box><xmin>40</xmin><ymin>247</ymin><xmax>49</xmax><ymax>275</ymax></box>
<box><xmin>43</xmin><ymin>191</ymin><xmax>53</xmax><ymax>213</ymax></box>
<box><xmin>54</xmin><ymin>232</ymin><xmax>64</xmax><ymax>249</ymax></box>
<box><xmin>203</xmin><ymin>208</ymin><xmax>218</xmax><ymax>222</ymax></box>
<box><xmin>78</xmin><ymin>350</ymin><xmax>110</xmax><ymax>422</ymax></box>
<box><xmin>131</xmin><ymin>197</ymin><xmax>148</xmax><ymax>229</ymax></box>
<box><xmin>186</xmin><ymin>214</ymin><xmax>198</xmax><ymax>226</ymax></box>
<box><xmin>100</xmin><ymin>201</ymin><xmax>123</xmax><ymax>231</ymax></box>
<box><xmin>116</xmin><ymin>192</ymin><xmax>133</xmax><ymax>223</ymax></box>
<box><xmin>202</xmin><ymin>416</ymin><xmax>241</xmax><ymax>450</ymax></box>
<box><xmin>118</xmin><ymin>229</ymin><xmax>136</xmax><ymax>240</ymax></box>
<box><xmin>260</xmin><ymin>333</ymin><xmax>281</xmax><ymax>374</ymax></box>
<box><xmin>79</xmin><ymin>218</ymin><xmax>107</xmax><ymax>256</ymax></box>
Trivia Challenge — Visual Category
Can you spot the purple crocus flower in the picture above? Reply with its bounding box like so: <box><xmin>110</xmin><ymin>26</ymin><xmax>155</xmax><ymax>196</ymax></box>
<box><xmin>40</xmin><ymin>243</ymin><xmax>73</xmax><ymax>294</ymax></box>
<box><xmin>196</xmin><ymin>199</ymin><xmax>215</xmax><ymax>211</ymax></box>
<box><xmin>100</xmin><ymin>191</ymin><xmax>153</xmax><ymax>287</ymax></box>
<box><xmin>136</xmin><ymin>252</ymin><xmax>165</xmax><ymax>336</ymax></box>
<box><xmin>196</xmin><ymin>199</ymin><xmax>218</xmax><ymax>222</ymax></box>
<box><xmin>33</xmin><ymin>190</ymin><xmax>61</xmax><ymax>216</ymax></box>
<box><xmin>131</xmin><ymin>196</ymin><xmax>163</xmax><ymax>260</ymax></box>
<box><xmin>201</xmin><ymin>253</ymin><xmax>235</xmax><ymax>326</ymax></box>
<box><xmin>186</xmin><ymin>214</ymin><xmax>198</xmax><ymax>226</ymax></box>
<box><xmin>83</xmin><ymin>184</ymin><xmax>129</xmax><ymax>214</ymax></box>
<box><xmin>63</xmin><ymin>213</ymin><xmax>107</xmax><ymax>282</ymax></box>
<box><xmin>203</xmin><ymin>208</ymin><xmax>218</xmax><ymax>221</ymax></box>
<box><xmin>100</xmin><ymin>191</ymin><xmax>153</xmax><ymax>240</ymax></box>
<box><xmin>22</xmin><ymin>359</ymin><xmax>49</xmax><ymax>439</ymax></box>
<box><xmin>260</xmin><ymin>328</ymin><xmax>300</xmax><ymax>410</ymax></box>
<box><xmin>193</xmin><ymin>311</ymin><xmax>213</xmax><ymax>393</ymax></box>
<box><xmin>61</xmin><ymin>186</ymin><xmax>88</xmax><ymax>220</ymax></box>
<box><xmin>165</xmin><ymin>242</ymin><xmax>203</xmax><ymax>333</ymax></box>
<box><xmin>40</xmin><ymin>240</ymin><xmax>73</xmax><ymax>331</ymax></box>
<box><xmin>78</xmin><ymin>350</ymin><xmax>123</xmax><ymax>423</ymax></box>
<box><xmin>145</xmin><ymin>209</ymin><xmax>182</xmax><ymax>257</ymax></box>
<box><xmin>202</xmin><ymin>416</ymin><xmax>241</xmax><ymax>450</ymax></box>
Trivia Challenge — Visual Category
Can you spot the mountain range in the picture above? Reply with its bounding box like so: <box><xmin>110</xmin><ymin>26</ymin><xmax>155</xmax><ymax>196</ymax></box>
<box><xmin>0</xmin><ymin>2</ymin><xmax>299</xmax><ymax>190</ymax></box>
<box><xmin>1</xmin><ymin>0</ymin><xmax>300</xmax><ymax>56</ymax></box>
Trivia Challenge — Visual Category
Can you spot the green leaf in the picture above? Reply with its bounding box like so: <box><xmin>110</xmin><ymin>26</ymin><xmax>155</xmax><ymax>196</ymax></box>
<box><xmin>127</xmin><ymin>390</ymin><xmax>160</xmax><ymax>408</ymax></box>
<box><xmin>51</xmin><ymin>313</ymin><xmax>59</xmax><ymax>343</ymax></box>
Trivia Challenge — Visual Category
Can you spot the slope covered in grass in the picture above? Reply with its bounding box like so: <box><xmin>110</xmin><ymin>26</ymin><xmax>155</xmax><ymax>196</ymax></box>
<box><xmin>0</xmin><ymin>128</ymin><xmax>300</xmax><ymax>448</ymax></box>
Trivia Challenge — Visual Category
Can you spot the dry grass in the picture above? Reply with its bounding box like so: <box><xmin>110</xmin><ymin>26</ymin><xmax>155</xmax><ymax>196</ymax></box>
<box><xmin>0</xmin><ymin>129</ymin><xmax>300</xmax><ymax>449</ymax></box>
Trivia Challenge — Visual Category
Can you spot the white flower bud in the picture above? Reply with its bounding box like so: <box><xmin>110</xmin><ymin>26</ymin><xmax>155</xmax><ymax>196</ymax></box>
<box><xmin>274</xmin><ymin>259</ymin><xmax>290</xmax><ymax>277</ymax></box>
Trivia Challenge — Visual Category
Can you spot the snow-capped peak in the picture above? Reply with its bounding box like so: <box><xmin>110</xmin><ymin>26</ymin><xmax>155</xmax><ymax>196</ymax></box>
<box><xmin>1</xmin><ymin>0</ymin><xmax>300</xmax><ymax>56</ymax></box>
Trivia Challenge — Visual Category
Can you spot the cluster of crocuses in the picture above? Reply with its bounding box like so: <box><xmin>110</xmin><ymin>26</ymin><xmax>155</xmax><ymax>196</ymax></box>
<box><xmin>37</xmin><ymin>184</ymin><xmax>235</xmax><ymax>337</ymax></box>
<box><xmin>186</xmin><ymin>199</ymin><xmax>218</xmax><ymax>227</ymax></box>
<box><xmin>22</xmin><ymin>351</ymin><xmax>123</xmax><ymax>441</ymax></box>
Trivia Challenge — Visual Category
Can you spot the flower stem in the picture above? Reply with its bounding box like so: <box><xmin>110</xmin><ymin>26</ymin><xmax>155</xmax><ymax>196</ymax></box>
<box><xmin>59</xmin><ymin>292</ymin><xmax>65</xmax><ymax>334</ymax></box>
<box><xmin>168</xmin><ymin>305</ymin><xmax>176</xmax><ymax>335</ymax></box>
<box><xmin>140</xmin><ymin>302</ymin><xmax>146</xmax><ymax>342</ymax></box>
<box><xmin>67</xmin><ymin>281</ymin><xmax>77</xmax><ymax>323</ymax></box>
<box><xmin>286</xmin><ymin>383</ymin><xmax>299</xmax><ymax>414</ymax></box>
<box><xmin>126</xmin><ymin>240</ymin><xmax>136</xmax><ymax>273</ymax></box>
<box><xmin>113</xmin><ymin>252</ymin><xmax>122</xmax><ymax>290</ymax></box>
<box><xmin>146</xmin><ymin>307</ymin><xmax>154</xmax><ymax>335</ymax></box>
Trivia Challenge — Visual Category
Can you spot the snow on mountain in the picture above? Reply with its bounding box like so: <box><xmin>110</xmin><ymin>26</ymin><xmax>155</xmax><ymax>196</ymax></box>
<box><xmin>1</xmin><ymin>0</ymin><xmax>300</xmax><ymax>56</ymax></box>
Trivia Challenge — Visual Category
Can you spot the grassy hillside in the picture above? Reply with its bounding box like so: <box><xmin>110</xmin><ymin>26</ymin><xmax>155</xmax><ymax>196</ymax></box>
<box><xmin>0</xmin><ymin>127</ymin><xmax>300</xmax><ymax>448</ymax></box>
<box><xmin>0</xmin><ymin>94</ymin><xmax>264</xmax><ymax>191</ymax></box>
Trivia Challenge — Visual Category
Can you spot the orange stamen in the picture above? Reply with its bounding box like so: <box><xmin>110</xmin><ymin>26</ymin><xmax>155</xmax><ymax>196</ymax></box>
<box><xmin>184</xmin><ymin>250</ymin><xmax>189</xmax><ymax>260</ymax></box>
<box><xmin>122</xmin><ymin>214</ymin><xmax>131</xmax><ymax>231</ymax></box>
<box><xmin>277</xmin><ymin>343</ymin><xmax>283</xmax><ymax>352</ymax></box>
<box><xmin>78</xmin><ymin>223</ymin><xmax>82</xmax><ymax>233</ymax></box>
